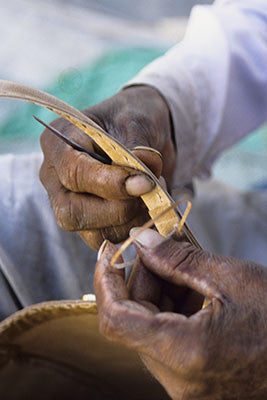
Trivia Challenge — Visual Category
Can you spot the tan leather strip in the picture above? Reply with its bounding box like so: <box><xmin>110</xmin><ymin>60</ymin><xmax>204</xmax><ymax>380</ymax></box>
<box><xmin>0</xmin><ymin>80</ymin><xmax>201</xmax><ymax>248</ymax></box>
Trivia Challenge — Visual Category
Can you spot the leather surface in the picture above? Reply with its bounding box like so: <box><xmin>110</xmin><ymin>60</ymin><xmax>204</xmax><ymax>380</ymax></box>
<box><xmin>0</xmin><ymin>300</ymin><xmax>169</xmax><ymax>399</ymax></box>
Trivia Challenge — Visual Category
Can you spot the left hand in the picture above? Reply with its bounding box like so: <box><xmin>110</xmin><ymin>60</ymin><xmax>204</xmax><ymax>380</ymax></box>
<box><xmin>40</xmin><ymin>86</ymin><xmax>175</xmax><ymax>249</ymax></box>
<box><xmin>94</xmin><ymin>229</ymin><xmax>267</xmax><ymax>400</ymax></box>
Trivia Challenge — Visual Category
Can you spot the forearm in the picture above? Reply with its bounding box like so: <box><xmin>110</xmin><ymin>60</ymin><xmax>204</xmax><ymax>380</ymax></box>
<box><xmin>125</xmin><ymin>0</ymin><xmax>267</xmax><ymax>187</ymax></box>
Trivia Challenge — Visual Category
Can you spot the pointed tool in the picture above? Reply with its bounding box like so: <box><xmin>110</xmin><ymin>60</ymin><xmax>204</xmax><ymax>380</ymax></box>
<box><xmin>33</xmin><ymin>115</ymin><xmax>111</xmax><ymax>165</ymax></box>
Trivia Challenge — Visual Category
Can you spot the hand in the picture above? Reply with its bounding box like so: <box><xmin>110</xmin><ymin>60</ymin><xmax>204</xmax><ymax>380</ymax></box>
<box><xmin>40</xmin><ymin>86</ymin><xmax>175</xmax><ymax>249</ymax></box>
<box><xmin>94</xmin><ymin>229</ymin><xmax>267</xmax><ymax>400</ymax></box>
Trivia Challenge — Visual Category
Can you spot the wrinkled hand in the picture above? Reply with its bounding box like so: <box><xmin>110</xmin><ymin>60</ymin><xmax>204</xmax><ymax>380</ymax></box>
<box><xmin>40</xmin><ymin>86</ymin><xmax>175</xmax><ymax>249</ymax></box>
<box><xmin>95</xmin><ymin>229</ymin><xmax>267</xmax><ymax>400</ymax></box>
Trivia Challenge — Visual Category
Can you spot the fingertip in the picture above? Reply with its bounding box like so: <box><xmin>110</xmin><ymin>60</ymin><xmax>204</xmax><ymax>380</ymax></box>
<box><xmin>132</xmin><ymin>148</ymin><xmax>163</xmax><ymax>178</ymax></box>
<box><xmin>78</xmin><ymin>231</ymin><xmax>104</xmax><ymax>250</ymax></box>
<box><xmin>97</xmin><ymin>239</ymin><xmax>118</xmax><ymax>263</ymax></box>
<box><xmin>96</xmin><ymin>240</ymin><xmax>125</xmax><ymax>276</ymax></box>
<box><xmin>130</xmin><ymin>228</ymin><xmax>165</xmax><ymax>249</ymax></box>
<box><xmin>125</xmin><ymin>175</ymin><xmax>154</xmax><ymax>196</ymax></box>
<box><xmin>97</xmin><ymin>239</ymin><xmax>109</xmax><ymax>261</ymax></box>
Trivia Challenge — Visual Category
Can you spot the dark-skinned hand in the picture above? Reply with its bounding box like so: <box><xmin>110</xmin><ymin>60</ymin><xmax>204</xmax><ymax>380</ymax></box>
<box><xmin>40</xmin><ymin>86</ymin><xmax>175</xmax><ymax>249</ymax></box>
<box><xmin>94</xmin><ymin>229</ymin><xmax>267</xmax><ymax>400</ymax></box>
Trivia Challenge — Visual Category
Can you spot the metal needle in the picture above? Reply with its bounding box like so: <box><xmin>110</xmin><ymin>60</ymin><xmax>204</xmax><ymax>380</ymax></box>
<box><xmin>33</xmin><ymin>115</ymin><xmax>111</xmax><ymax>164</ymax></box>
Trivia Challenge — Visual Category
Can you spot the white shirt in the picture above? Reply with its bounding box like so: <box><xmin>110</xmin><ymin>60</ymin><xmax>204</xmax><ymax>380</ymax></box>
<box><xmin>126</xmin><ymin>0</ymin><xmax>267</xmax><ymax>187</ymax></box>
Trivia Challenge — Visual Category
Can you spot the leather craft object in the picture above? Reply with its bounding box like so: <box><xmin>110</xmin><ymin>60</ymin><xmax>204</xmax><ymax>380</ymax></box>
<box><xmin>0</xmin><ymin>300</ymin><xmax>169</xmax><ymax>399</ymax></box>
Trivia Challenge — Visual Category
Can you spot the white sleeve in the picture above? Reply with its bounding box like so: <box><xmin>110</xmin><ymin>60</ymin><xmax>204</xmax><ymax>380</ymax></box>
<box><xmin>125</xmin><ymin>0</ymin><xmax>267</xmax><ymax>187</ymax></box>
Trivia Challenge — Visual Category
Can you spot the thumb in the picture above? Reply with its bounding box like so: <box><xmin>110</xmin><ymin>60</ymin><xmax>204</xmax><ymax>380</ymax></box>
<box><xmin>133</xmin><ymin>229</ymin><xmax>225</xmax><ymax>302</ymax></box>
<box><xmin>132</xmin><ymin>147</ymin><xmax>162</xmax><ymax>178</ymax></box>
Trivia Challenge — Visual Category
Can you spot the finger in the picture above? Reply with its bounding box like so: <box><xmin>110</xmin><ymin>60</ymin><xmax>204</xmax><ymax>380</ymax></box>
<box><xmin>128</xmin><ymin>230</ymin><xmax>202</xmax><ymax>314</ymax></box>
<box><xmin>128</xmin><ymin>260</ymin><xmax>188</xmax><ymax>313</ymax></box>
<box><xmin>128</xmin><ymin>228</ymin><xmax>170</xmax><ymax>307</ymax></box>
<box><xmin>128</xmin><ymin>257</ymin><xmax>162</xmax><ymax>307</ymax></box>
<box><xmin>132</xmin><ymin>148</ymin><xmax>162</xmax><ymax>178</ymax></box>
<box><xmin>94</xmin><ymin>240</ymin><xmax>127</xmax><ymax>309</ymax></box>
<box><xmin>41</xmin><ymin>122</ymin><xmax>155</xmax><ymax>199</ymax></box>
<box><xmin>55</xmin><ymin>146</ymin><xmax>155</xmax><ymax>199</ymax></box>
<box><xmin>99</xmin><ymin>209</ymin><xmax>149</xmax><ymax>242</ymax></box>
<box><xmin>95</xmin><ymin>241</ymin><xmax>205</xmax><ymax>370</ymax></box>
<box><xmin>128</xmin><ymin>229</ymin><xmax>166</xmax><ymax>306</ymax></box>
<box><xmin>79</xmin><ymin>211</ymin><xmax>149</xmax><ymax>250</ymax></box>
<box><xmin>41</xmin><ymin>163</ymin><xmax>147</xmax><ymax>231</ymax></box>
<box><xmin>136</xmin><ymin>231</ymin><xmax>266</xmax><ymax>306</ymax></box>
<box><xmin>133</xmin><ymin>229</ymin><xmax>225</xmax><ymax>301</ymax></box>
<box><xmin>130</xmin><ymin>227</ymin><xmax>166</xmax><ymax>247</ymax></box>
<box><xmin>40</xmin><ymin>117</ymin><xmax>95</xmax><ymax>162</ymax></box>
<box><xmin>78</xmin><ymin>230</ymin><xmax>104</xmax><ymax>251</ymax></box>
<box><xmin>95</xmin><ymin>240</ymin><xmax>155</xmax><ymax>344</ymax></box>
<box><xmin>54</xmin><ymin>193</ymin><xmax>145</xmax><ymax>231</ymax></box>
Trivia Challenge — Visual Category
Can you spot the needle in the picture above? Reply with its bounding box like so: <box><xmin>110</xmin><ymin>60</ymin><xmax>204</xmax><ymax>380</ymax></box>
<box><xmin>33</xmin><ymin>115</ymin><xmax>111</xmax><ymax>165</ymax></box>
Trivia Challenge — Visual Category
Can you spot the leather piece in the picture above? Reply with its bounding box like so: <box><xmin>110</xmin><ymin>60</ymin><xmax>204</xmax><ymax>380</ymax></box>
<box><xmin>0</xmin><ymin>300</ymin><xmax>169</xmax><ymax>399</ymax></box>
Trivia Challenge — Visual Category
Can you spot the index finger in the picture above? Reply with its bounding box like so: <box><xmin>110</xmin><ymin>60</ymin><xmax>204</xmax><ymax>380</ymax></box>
<box><xmin>41</xmin><ymin>120</ymin><xmax>156</xmax><ymax>199</ymax></box>
<box><xmin>53</xmin><ymin>142</ymin><xmax>155</xmax><ymax>199</ymax></box>
<box><xmin>94</xmin><ymin>241</ymin><xmax>207</xmax><ymax>372</ymax></box>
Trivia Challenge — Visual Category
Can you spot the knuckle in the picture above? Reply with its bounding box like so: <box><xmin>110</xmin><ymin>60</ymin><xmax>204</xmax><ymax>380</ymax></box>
<box><xmin>52</xmin><ymin>196</ymin><xmax>80</xmax><ymax>231</ymax></box>
<box><xmin>58</xmin><ymin>154</ymin><xmax>87</xmax><ymax>192</ymax></box>
<box><xmin>116</xmin><ymin>205</ymin><xmax>131</xmax><ymax>225</ymax></box>
<box><xmin>116</xmin><ymin>112</ymin><xmax>153</xmax><ymax>147</ymax></box>
<box><xmin>115</xmin><ymin>200</ymin><xmax>138</xmax><ymax>224</ymax></box>
<box><xmin>58</xmin><ymin>161</ymin><xmax>76</xmax><ymax>191</ymax></box>
<box><xmin>100</xmin><ymin>226</ymin><xmax>127</xmax><ymax>244</ymax></box>
<box><xmin>169</xmin><ymin>244</ymin><xmax>201</xmax><ymax>274</ymax></box>
<box><xmin>78</xmin><ymin>230</ymin><xmax>103</xmax><ymax>250</ymax></box>
<box><xmin>153</xmin><ymin>241</ymin><xmax>195</xmax><ymax>271</ymax></box>
<box><xmin>39</xmin><ymin>162</ymin><xmax>47</xmax><ymax>187</ymax></box>
<box><xmin>118</xmin><ymin>110</ymin><xmax>150</xmax><ymax>127</ymax></box>
<box><xmin>39</xmin><ymin>163</ymin><xmax>57</xmax><ymax>193</ymax></box>
<box><xmin>101</xmin><ymin>210</ymin><xmax>147</xmax><ymax>243</ymax></box>
<box><xmin>177</xmin><ymin>246</ymin><xmax>198</xmax><ymax>268</ymax></box>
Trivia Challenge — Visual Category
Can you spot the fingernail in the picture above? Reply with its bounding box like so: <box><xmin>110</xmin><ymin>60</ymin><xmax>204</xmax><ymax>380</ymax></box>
<box><xmin>97</xmin><ymin>239</ymin><xmax>109</xmax><ymax>261</ymax></box>
<box><xmin>125</xmin><ymin>175</ymin><xmax>154</xmax><ymax>196</ymax></box>
<box><xmin>131</xmin><ymin>146</ymin><xmax>162</xmax><ymax>159</ymax></box>
<box><xmin>130</xmin><ymin>228</ymin><xmax>165</xmax><ymax>248</ymax></box>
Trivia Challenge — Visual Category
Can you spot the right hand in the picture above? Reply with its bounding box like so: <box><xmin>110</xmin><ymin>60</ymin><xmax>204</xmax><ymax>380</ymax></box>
<box><xmin>95</xmin><ymin>229</ymin><xmax>267</xmax><ymax>400</ymax></box>
<box><xmin>40</xmin><ymin>86</ymin><xmax>176</xmax><ymax>250</ymax></box>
